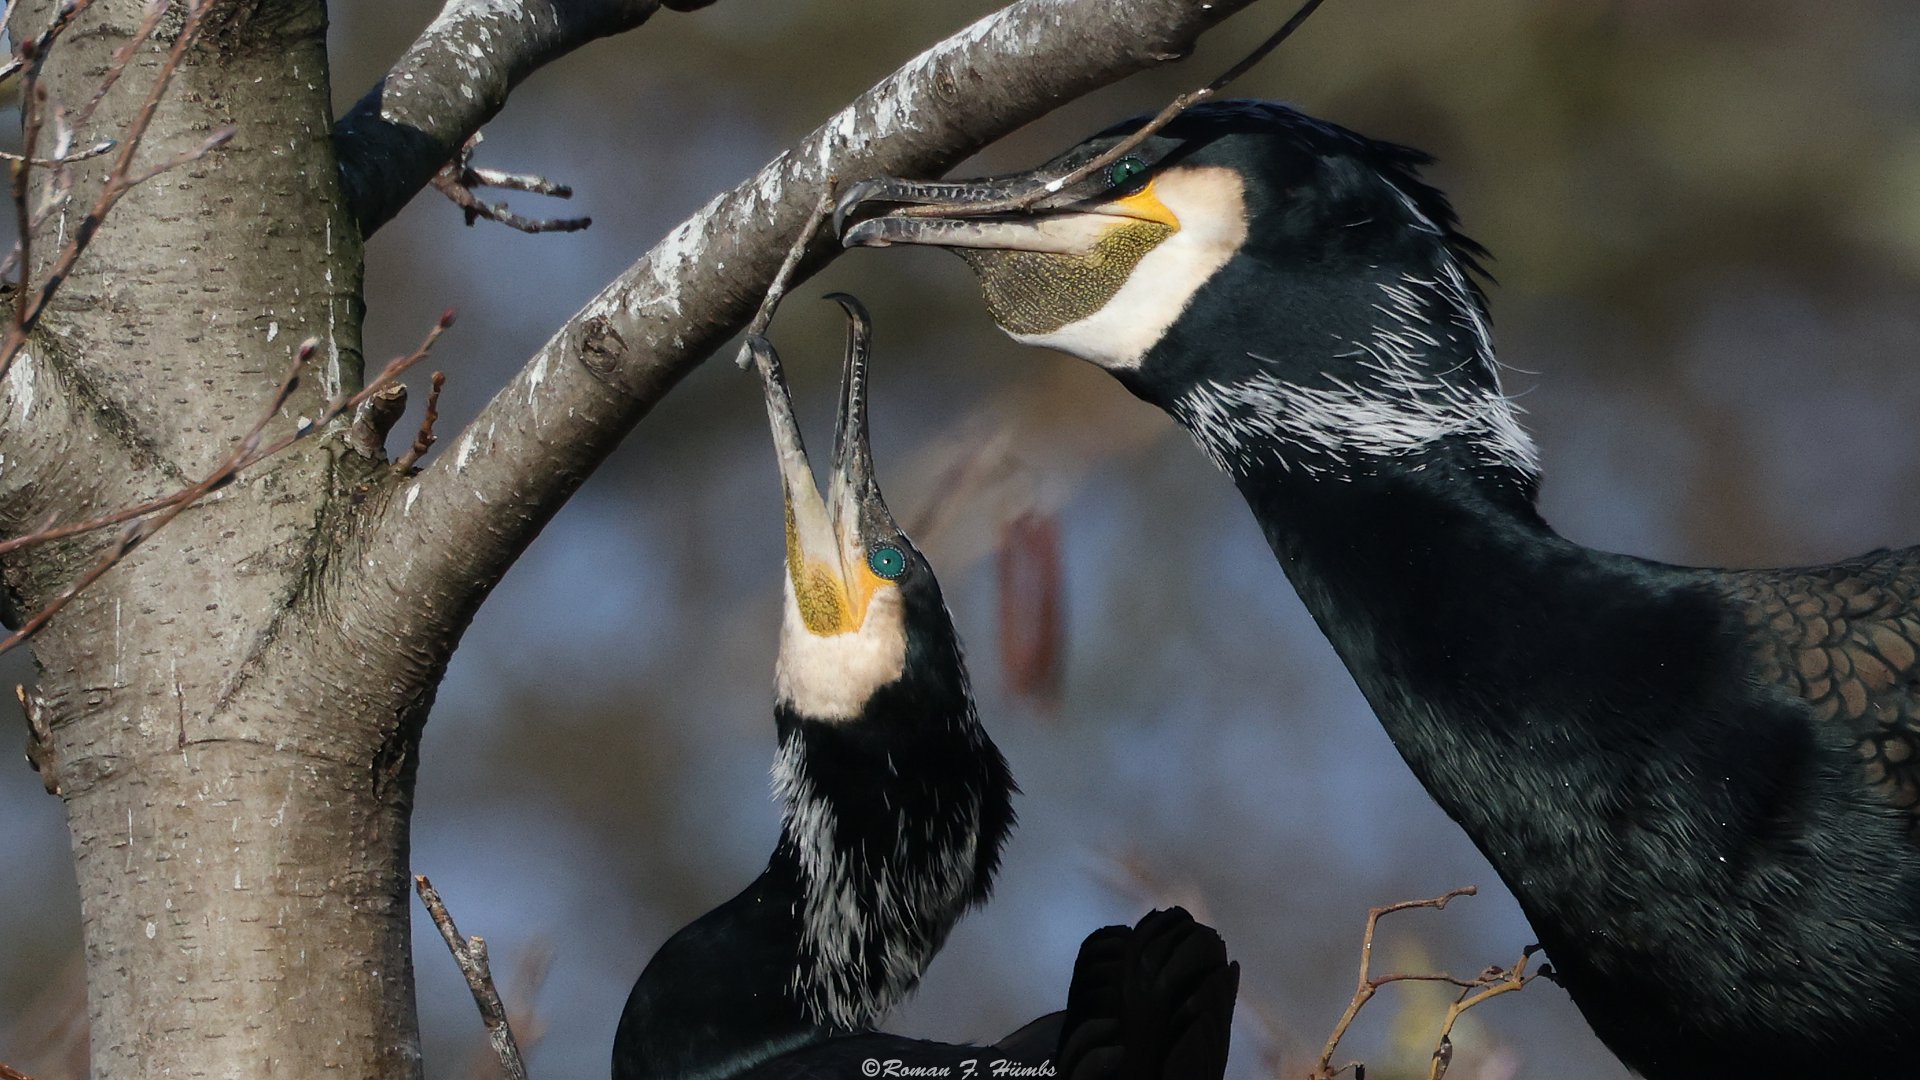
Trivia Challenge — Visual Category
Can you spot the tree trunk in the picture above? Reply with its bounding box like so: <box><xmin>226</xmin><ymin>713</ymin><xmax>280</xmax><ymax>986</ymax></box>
<box><xmin>0</xmin><ymin>1</ymin><xmax>424</xmax><ymax>1074</ymax></box>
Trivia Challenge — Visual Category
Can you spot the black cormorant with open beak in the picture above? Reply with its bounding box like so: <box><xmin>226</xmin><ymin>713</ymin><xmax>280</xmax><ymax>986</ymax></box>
<box><xmin>611</xmin><ymin>298</ymin><xmax>1238</xmax><ymax>1080</ymax></box>
<box><xmin>837</xmin><ymin>102</ymin><xmax>1920</xmax><ymax>1079</ymax></box>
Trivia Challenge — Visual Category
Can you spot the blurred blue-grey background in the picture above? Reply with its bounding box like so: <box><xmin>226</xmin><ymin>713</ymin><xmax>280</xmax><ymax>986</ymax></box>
<box><xmin>8</xmin><ymin>1</ymin><xmax>1920</xmax><ymax>1077</ymax></box>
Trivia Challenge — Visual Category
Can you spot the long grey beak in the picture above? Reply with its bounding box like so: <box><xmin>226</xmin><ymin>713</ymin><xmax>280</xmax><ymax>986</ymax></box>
<box><xmin>750</xmin><ymin>297</ymin><xmax>899</xmax><ymax>635</ymax></box>
<box><xmin>834</xmin><ymin>167</ymin><xmax>1175</xmax><ymax>255</ymax></box>
<box><xmin>825</xmin><ymin>292</ymin><xmax>878</xmax><ymax>526</ymax></box>
<box><xmin>833</xmin><ymin>171</ymin><xmax>1102</xmax><ymax>250</ymax></box>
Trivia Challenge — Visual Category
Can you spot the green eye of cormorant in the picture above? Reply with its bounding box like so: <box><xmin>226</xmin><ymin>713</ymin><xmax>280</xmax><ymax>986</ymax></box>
<box><xmin>868</xmin><ymin>545</ymin><xmax>906</xmax><ymax>580</ymax></box>
<box><xmin>1106</xmin><ymin>156</ymin><xmax>1149</xmax><ymax>192</ymax></box>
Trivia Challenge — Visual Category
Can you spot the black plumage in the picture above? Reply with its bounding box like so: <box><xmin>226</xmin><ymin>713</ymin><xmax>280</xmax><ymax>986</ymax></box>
<box><xmin>731</xmin><ymin>908</ymin><xmax>1238</xmax><ymax>1080</ymax></box>
<box><xmin>838</xmin><ymin>101</ymin><xmax>1920</xmax><ymax>1078</ymax></box>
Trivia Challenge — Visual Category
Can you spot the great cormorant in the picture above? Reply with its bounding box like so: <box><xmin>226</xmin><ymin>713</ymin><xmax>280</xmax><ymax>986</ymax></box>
<box><xmin>836</xmin><ymin>102</ymin><xmax>1920</xmax><ymax>1079</ymax></box>
<box><xmin>611</xmin><ymin>298</ymin><xmax>1238</xmax><ymax>1080</ymax></box>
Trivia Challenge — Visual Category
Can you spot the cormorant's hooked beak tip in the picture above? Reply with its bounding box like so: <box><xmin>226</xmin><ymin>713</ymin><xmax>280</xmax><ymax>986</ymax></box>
<box><xmin>832</xmin><ymin>179</ymin><xmax>889</xmax><ymax>244</ymax></box>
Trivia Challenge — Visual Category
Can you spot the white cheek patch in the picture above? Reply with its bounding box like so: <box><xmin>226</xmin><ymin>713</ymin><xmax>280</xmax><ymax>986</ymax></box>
<box><xmin>1011</xmin><ymin>166</ymin><xmax>1249</xmax><ymax>371</ymax></box>
<box><xmin>774</xmin><ymin>579</ymin><xmax>908</xmax><ymax>721</ymax></box>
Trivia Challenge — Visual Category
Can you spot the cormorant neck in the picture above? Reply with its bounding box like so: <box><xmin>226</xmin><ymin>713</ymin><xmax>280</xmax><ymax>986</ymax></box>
<box><xmin>614</xmin><ymin>704</ymin><xmax>1013</xmax><ymax>1080</ymax></box>
<box><xmin>1219</xmin><ymin>446</ymin><xmax>1748</xmax><ymax>897</ymax></box>
<box><xmin>1143</xmin><ymin>250</ymin><xmax>1542</xmax><ymax>499</ymax></box>
<box><xmin>771</xmin><ymin>705</ymin><xmax>1013</xmax><ymax>1030</ymax></box>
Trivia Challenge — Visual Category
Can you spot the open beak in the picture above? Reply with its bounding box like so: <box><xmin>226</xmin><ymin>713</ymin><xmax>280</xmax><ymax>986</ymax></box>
<box><xmin>834</xmin><ymin>171</ymin><xmax>1180</xmax><ymax>255</ymax></box>
<box><xmin>749</xmin><ymin>295</ymin><xmax>897</xmax><ymax>637</ymax></box>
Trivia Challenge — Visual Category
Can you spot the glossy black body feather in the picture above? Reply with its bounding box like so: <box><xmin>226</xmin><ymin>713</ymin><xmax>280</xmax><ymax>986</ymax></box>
<box><xmin>1234</xmin><ymin>458</ymin><xmax>1920</xmax><ymax>1076</ymax></box>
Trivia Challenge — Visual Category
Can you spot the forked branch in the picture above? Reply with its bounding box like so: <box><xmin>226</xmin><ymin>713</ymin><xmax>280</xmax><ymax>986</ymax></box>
<box><xmin>431</xmin><ymin>134</ymin><xmax>591</xmax><ymax>234</ymax></box>
<box><xmin>1308</xmin><ymin>887</ymin><xmax>1545</xmax><ymax>1080</ymax></box>
<box><xmin>334</xmin><ymin>0</ymin><xmax>715</xmax><ymax>236</ymax></box>
<box><xmin>357</xmin><ymin>0</ymin><xmax>1272</xmax><ymax>667</ymax></box>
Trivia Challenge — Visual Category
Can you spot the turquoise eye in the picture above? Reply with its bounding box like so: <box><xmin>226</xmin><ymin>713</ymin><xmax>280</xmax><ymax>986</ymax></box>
<box><xmin>867</xmin><ymin>545</ymin><xmax>906</xmax><ymax>581</ymax></box>
<box><xmin>1106</xmin><ymin>156</ymin><xmax>1149</xmax><ymax>192</ymax></box>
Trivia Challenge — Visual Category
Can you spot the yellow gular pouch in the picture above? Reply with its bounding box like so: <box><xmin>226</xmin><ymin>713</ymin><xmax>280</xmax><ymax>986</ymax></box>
<box><xmin>960</xmin><ymin>182</ymin><xmax>1180</xmax><ymax>337</ymax></box>
<box><xmin>785</xmin><ymin>503</ymin><xmax>895</xmax><ymax>636</ymax></box>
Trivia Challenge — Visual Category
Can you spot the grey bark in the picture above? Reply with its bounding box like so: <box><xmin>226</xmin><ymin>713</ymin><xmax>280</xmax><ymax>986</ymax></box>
<box><xmin>0</xmin><ymin>0</ymin><xmax>1262</xmax><ymax>1076</ymax></box>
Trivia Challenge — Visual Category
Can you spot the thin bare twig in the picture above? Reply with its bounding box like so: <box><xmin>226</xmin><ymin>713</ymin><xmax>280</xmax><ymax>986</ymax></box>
<box><xmin>731</xmin><ymin>185</ymin><xmax>837</xmax><ymax>371</ymax></box>
<box><xmin>897</xmin><ymin>0</ymin><xmax>1329</xmax><ymax>220</ymax></box>
<box><xmin>466</xmin><ymin>166</ymin><xmax>572</xmax><ymax>198</ymax></box>
<box><xmin>0</xmin><ymin>0</ymin><xmax>227</xmax><ymax>388</ymax></box>
<box><xmin>122</xmin><ymin>125</ymin><xmax>236</xmax><ymax>187</ymax></box>
<box><xmin>432</xmin><ymin>134</ymin><xmax>589</xmax><ymax>234</ymax></box>
<box><xmin>1310</xmin><ymin>886</ymin><xmax>1477</xmax><ymax>1080</ymax></box>
<box><xmin>0</xmin><ymin>313</ymin><xmax>453</xmax><ymax>559</ymax></box>
<box><xmin>71</xmin><ymin>0</ymin><xmax>170</xmax><ymax>131</ymax></box>
<box><xmin>0</xmin><ymin>139</ymin><xmax>117</xmax><ymax>167</ymax></box>
<box><xmin>0</xmin><ymin>1060</ymin><xmax>46</xmax><ymax>1080</ymax></box>
<box><xmin>1426</xmin><ymin>946</ymin><xmax>1545</xmax><ymax>1080</ymax></box>
<box><xmin>3</xmin><ymin>0</ymin><xmax>160</xmax><ymax>283</ymax></box>
<box><xmin>0</xmin><ymin>313</ymin><xmax>454</xmax><ymax>657</ymax></box>
<box><xmin>395</xmin><ymin>371</ymin><xmax>446</xmax><ymax>472</ymax></box>
<box><xmin>460</xmin><ymin>941</ymin><xmax>554</xmax><ymax>1080</ymax></box>
<box><xmin>416</xmin><ymin>874</ymin><xmax>531</xmax><ymax>1080</ymax></box>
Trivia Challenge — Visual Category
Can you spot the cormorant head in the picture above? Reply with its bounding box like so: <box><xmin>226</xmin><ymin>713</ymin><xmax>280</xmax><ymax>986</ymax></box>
<box><xmin>753</xmin><ymin>295</ymin><xmax>959</xmax><ymax>724</ymax></box>
<box><xmin>838</xmin><ymin>101</ymin><xmax>1538</xmax><ymax>488</ymax></box>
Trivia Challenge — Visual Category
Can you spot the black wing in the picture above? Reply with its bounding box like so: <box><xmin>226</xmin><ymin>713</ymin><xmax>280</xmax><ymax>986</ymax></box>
<box><xmin>1056</xmin><ymin>906</ymin><xmax>1240</xmax><ymax>1080</ymax></box>
<box><xmin>737</xmin><ymin>908</ymin><xmax>1239</xmax><ymax>1080</ymax></box>
<box><xmin>1716</xmin><ymin>548</ymin><xmax>1920</xmax><ymax>831</ymax></box>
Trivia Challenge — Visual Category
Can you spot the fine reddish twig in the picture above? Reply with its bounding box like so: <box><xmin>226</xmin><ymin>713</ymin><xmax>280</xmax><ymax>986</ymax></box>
<box><xmin>4</xmin><ymin>0</ymin><xmax>153</xmax><ymax>284</ymax></box>
<box><xmin>894</xmin><ymin>0</ymin><xmax>1329</xmax><ymax>221</ymax></box>
<box><xmin>416</xmin><ymin>874</ymin><xmax>532</xmax><ymax>1080</ymax></box>
<box><xmin>0</xmin><ymin>313</ymin><xmax>455</xmax><ymax>658</ymax></box>
<box><xmin>395</xmin><ymin>371</ymin><xmax>447</xmax><ymax>472</ymax></box>
<box><xmin>0</xmin><ymin>0</ymin><xmax>228</xmax><ymax>388</ymax></box>
<box><xmin>70</xmin><ymin>0</ymin><xmax>170</xmax><ymax>131</ymax></box>
<box><xmin>0</xmin><ymin>1060</ymin><xmax>46</xmax><ymax>1080</ymax></box>
<box><xmin>431</xmin><ymin>134</ymin><xmax>590</xmax><ymax>234</ymax></box>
